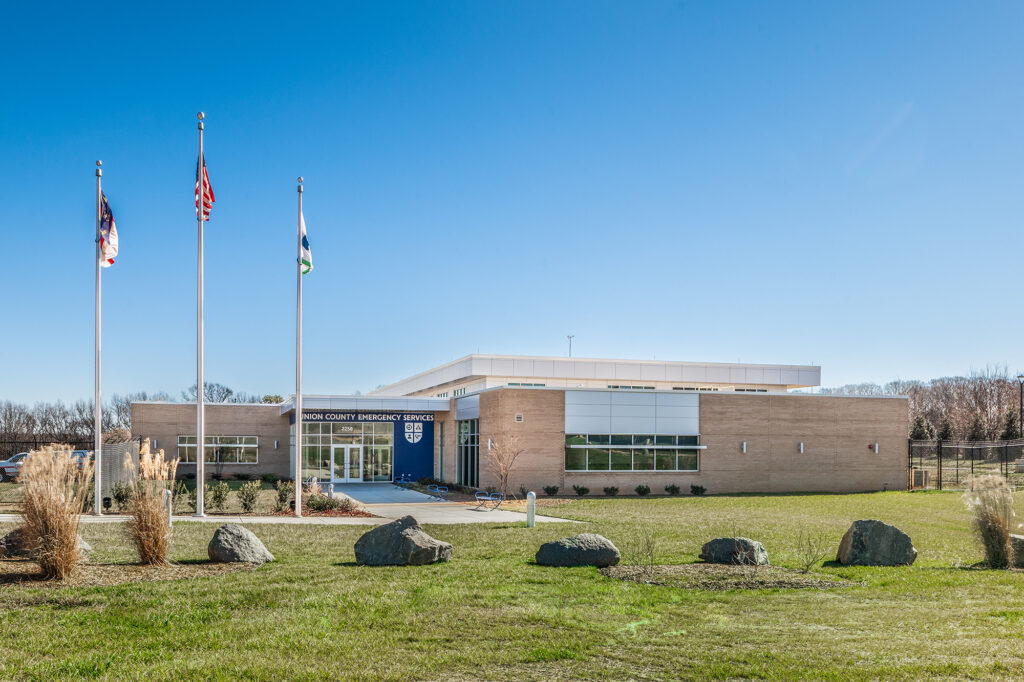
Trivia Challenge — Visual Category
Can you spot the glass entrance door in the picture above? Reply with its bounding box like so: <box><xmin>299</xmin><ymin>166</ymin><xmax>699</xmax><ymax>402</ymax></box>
<box><xmin>332</xmin><ymin>445</ymin><xmax>363</xmax><ymax>484</ymax></box>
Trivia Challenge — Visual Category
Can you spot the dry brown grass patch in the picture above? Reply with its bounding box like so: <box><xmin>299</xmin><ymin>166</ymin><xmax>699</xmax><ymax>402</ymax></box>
<box><xmin>124</xmin><ymin>439</ymin><xmax>178</xmax><ymax>565</ymax></box>
<box><xmin>18</xmin><ymin>444</ymin><xmax>93</xmax><ymax>580</ymax></box>
<box><xmin>963</xmin><ymin>474</ymin><xmax>1016</xmax><ymax>569</ymax></box>
<box><xmin>601</xmin><ymin>563</ymin><xmax>854</xmax><ymax>591</ymax></box>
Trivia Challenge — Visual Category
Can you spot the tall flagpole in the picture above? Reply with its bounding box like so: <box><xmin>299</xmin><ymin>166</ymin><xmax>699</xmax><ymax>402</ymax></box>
<box><xmin>195</xmin><ymin>112</ymin><xmax>206</xmax><ymax>517</ymax></box>
<box><xmin>93</xmin><ymin>160</ymin><xmax>103</xmax><ymax>516</ymax></box>
<box><xmin>295</xmin><ymin>177</ymin><xmax>304</xmax><ymax>517</ymax></box>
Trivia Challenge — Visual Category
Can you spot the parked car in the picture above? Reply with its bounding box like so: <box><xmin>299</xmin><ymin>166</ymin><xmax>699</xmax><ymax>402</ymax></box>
<box><xmin>0</xmin><ymin>452</ymin><xmax>29</xmax><ymax>482</ymax></box>
<box><xmin>70</xmin><ymin>450</ymin><xmax>94</xmax><ymax>469</ymax></box>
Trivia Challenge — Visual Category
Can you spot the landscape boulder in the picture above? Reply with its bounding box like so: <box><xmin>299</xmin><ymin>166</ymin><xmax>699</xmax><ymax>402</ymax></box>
<box><xmin>1010</xmin><ymin>534</ymin><xmax>1024</xmax><ymax>569</ymax></box>
<box><xmin>535</xmin><ymin>533</ymin><xmax>620</xmax><ymax>567</ymax></box>
<box><xmin>836</xmin><ymin>519</ymin><xmax>917</xmax><ymax>566</ymax></box>
<box><xmin>208</xmin><ymin>524</ymin><xmax>274</xmax><ymax>564</ymax></box>
<box><xmin>354</xmin><ymin>515</ymin><xmax>452</xmax><ymax>566</ymax></box>
<box><xmin>699</xmin><ymin>537</ymin><xmax>770</xmax><ymax>566</ymax></box>
<box><xmin>0</xmin><ymin>527</ymin><xmax>91</xmax><ymax>560</ymax></box>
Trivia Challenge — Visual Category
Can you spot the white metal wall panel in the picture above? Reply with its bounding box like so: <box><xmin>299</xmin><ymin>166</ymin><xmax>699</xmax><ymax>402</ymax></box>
<box><xmin>455</xmin><ymin>395</ymin><xmax>480</xmax><ymax>420</ymax></box>
<box><xmin>565</xmin><ymin>390</ymin><xmax>700</xmax><ymax>435</ymax></box>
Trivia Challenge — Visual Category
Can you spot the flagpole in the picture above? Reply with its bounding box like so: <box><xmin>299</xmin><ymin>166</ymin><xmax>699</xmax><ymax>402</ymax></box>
<box><xmin>195</xmin><ymin>112</ymin><xmax>206</xmax><ymax>517</ymax></box>
<box><xmin>295</xmin><ymin>177</ymin><xmax>303</xmax><ymax>517</ymax></box>
<box><xmin>93</xmin><ymin>160</ymin><xmax>103</xmax><ymax>516</ymax></box>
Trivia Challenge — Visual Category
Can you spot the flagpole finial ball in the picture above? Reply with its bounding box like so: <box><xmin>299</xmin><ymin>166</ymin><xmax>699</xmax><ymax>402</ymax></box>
<box><xmin>96</xmin><ymin>160</ymin><xmax>102</xmax><ymax>167</ymax></box>
<box><xmin>197</xmin><ymin>111</ymin><xmax>205</xmax><ymax>120</ymax></box>
<box><xmin>298</xmin><ymin>176</ymin><xmax>303</xmax><ymax>184</ymax></box>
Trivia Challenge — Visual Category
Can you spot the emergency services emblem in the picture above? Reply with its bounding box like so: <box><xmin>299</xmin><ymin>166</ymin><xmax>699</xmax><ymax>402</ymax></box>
<box><xmin>404</xmin><ymin>422</ymin><xmax>423</xmax><ymax>444</ymax></box>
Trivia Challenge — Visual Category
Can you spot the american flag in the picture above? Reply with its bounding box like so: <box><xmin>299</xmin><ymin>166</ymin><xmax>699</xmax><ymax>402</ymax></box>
<box><xmin>98</xmin><ymin>192</ymin><xmax>118</xmax><ymax>266</ymax></box>
<box><xmin>195</xmin><ymin>152</ymin><xmax>215</xmax><ymax>220</ymax></box>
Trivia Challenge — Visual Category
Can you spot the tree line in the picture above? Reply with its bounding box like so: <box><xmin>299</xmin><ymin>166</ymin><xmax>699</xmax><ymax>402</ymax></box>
<box><xmin>0</xmin><ymin>383</ymin><xmax>284</xmax><ymax>454</ymax></box>
<box><xmin>819</xmin><ymin>366</ymin><xmax>1023</xmax><ymax>442</ymax></box>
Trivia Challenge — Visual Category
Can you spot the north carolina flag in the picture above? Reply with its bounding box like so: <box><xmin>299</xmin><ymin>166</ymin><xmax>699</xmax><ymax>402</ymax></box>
<box><xmin>98</xmin><ymin>192</ymin><xmax>118</xmax><ymax>267</ymax></box>
<box><xmin>300</xmin><ymin>210</ymin><xmax>312</xmax><ymax>274</ymax></box>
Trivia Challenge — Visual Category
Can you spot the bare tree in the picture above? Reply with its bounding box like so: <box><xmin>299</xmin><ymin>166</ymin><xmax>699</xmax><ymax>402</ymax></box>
<box><xmin>484</xmin><ymin>434</ymin><xmax>525</xmax><ymax>497</ymax></box>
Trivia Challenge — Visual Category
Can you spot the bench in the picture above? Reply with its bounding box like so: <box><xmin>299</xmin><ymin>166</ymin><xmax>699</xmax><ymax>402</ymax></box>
<box><xmin>473</xmin><ymin>491</ymin><xmax>504</xmax><ymax>511</ymax></box>
<box><xmin>394</xmin><ymin>474</ymin><xmax>413</xmax><ymax>489</ymax></box>
<box><xmin>426</xmin><ymin>484</ymin><xmax>449</xmax><ymax>501</ymax></box>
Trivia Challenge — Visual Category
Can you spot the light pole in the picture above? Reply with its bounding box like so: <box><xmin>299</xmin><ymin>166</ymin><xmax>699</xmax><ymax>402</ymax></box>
<box><xmin>567</xmin><ymin>335</ymin><xmax>574</xmax><ymax>357</ymax></box>
<box><xmin>1016</xmin><ymin>374</ymin><xmax>1024</xmax><ymax>439</ymax></box>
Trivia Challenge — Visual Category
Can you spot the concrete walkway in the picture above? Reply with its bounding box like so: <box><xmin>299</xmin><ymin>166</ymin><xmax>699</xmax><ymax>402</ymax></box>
<box><xmin>332</xmin><ymin>483</ymin><xmax>573</xmax><ymax>524</ymax></box>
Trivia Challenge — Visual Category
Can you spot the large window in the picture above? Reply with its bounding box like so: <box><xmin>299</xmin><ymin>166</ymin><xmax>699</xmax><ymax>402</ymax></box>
<box><xmin>457</xmin><ymin>419</ymin><xmax>479</xmax><ymax>488</ymax></box>
<box><xmin>290</xmin><ymin>422</ymin><xmax>393</xmax><ymax>482</ymax></box>
<box><xmin>564</xmin><ymin>434</ymin><xmax>701</xmax><ymax>472</ymax></box>
<box><xmin>178</xmin><ymin>435</ymin><xmax>258</xmax><ymax>463</ymax></box>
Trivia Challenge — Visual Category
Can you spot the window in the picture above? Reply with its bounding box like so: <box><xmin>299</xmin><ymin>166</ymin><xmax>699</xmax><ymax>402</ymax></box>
<box><xmin>564</xmin><ymin>434</ymin><xmax>701</xmax><ymax>472</ymax></box>
<box><xmin>437</xmin><ymin>392</ymin><xmax>449</xmax><ymax>398</ymax></box>
<box><xmin>673</xmin><ymin>386</ymin><xmax>719</xmax><ymax>392</ymax></box>
<box><xmin>456</xmin><ymin>419</ymin><xmax>479</xmax><ymax>487</ymax></box>
<box><xmin>453</xmin><ymin>388</ymin><xmax>467</xmax><ymax>397</ymax></box>
<box><xmin>734</xmin><ymin>388</ymin><xmax>768</xmax><ymax>393</ymax></box>
<box><xmin>178</xmin><ymin>435</ymin><xmax>258</xmax><ymax>463</ymax></box>
<box><xmin>289</xmin><ymin>422</ymin><xmax>394</xmax><ymax>482</ymax></box>
<box><xmin>508</xmin><ymin>382</ymin><xmax>545</xmax><ymax>387</ymax></box>
<box><xmin>607</xmin><ymin>385</ymin><xmax>654</xmax><ymax>390</ymax></box>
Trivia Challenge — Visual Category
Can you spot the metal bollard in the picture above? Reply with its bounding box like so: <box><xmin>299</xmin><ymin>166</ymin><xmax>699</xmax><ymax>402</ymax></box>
<box><xmin>526</xmin><ymin>491</ymin><xmax>536</xmax><ymax>528</ymax></box>
<box><xmin>165</xmin><ymin>489</ymin><xmax>173</xmax><ymax>527</ymax></box>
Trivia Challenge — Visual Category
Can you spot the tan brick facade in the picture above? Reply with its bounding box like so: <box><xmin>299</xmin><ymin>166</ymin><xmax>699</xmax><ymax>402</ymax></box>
<box><xmin>469</xmin><ymin>389</ymin><xmax>908</xmax><ymax>495</ymax></box>
<box><xmin>130</xmin><ymin>402</ymin><xmax>291</xmax><ymax>479</ymax></box>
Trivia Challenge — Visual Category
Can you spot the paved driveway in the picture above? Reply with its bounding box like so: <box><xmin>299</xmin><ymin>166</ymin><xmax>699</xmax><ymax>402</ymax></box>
<box><xmin>332</xmin><ymin>483</ymin><xmax>573</xmax><ymax>525</ymax></box>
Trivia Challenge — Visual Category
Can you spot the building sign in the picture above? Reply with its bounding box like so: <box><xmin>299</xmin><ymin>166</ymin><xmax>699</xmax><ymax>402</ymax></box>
<box><xmin>290</xmin><ymin>410</ymin><xmax>435</xmax><ymax>424</ymax></box>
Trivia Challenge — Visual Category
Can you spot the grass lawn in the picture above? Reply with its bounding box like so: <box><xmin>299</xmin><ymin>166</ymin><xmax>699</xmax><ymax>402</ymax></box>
<box><xmin>2</xmin><ymin>491</ymin><xmax>1024</xmax><ymax>680</ymax></box>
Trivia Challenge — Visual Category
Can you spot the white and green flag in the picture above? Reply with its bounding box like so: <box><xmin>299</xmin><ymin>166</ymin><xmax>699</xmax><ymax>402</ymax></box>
<box><xmin>300</xmin><ymin>211</ymin><xmax>312</xmax><ymax>274</ymax></box>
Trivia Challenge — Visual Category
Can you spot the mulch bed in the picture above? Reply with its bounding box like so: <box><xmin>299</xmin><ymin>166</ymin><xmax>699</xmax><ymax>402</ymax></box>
<box><xmin>269</xmin><ymin>507</ymin><xmax>377</xmax><ymax>518</ymax></box>
<box><xmin>0</xmin><ymin>558</ymin><xmax>254</xmax><ymax>588</ymax></box>
<box><xmin>601</xmin><ymin>563</ymin><xmax>856</xmax><ymax>591</ymax></box>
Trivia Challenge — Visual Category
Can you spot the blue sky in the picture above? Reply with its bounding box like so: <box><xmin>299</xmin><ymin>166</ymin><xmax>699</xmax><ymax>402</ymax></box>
<box><xmin>3</xmin><ymin>1</ymin><xmax>1023</xmax><ymax>403</ymax></box>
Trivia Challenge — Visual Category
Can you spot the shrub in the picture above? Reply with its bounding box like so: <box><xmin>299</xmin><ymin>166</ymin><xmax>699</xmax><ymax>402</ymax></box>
<box><xmin>208</xmin><ymin>481</ymin><xmax>230</xmax><ymax>511</ymax></box>
<box><xmin>519</xmin><ymin>484</ymin><xmax>529</xmax><ymax>499</ymax></box>
<box><xmin>181</xmin><ymin>472</ymin><xmax>197</xmax><ymax>481</ymax></box>
<box><xmin>124</xmin><ymin>439</ymin><xmax>179</xmax><ymax>565</ymax></box>
<box><xmin>237</xmin><ymin>480</ymin><xmax>261</xmax><ymax>514</ymax></box>
<box><xmin>234</xmin><ymin>472</ymin><xmax>253</xmax><ymax>481</ymax></box>
<box><xmin>794</xmin><ymin>530</ymin><xmax>831</xmax><ymax>573</ymax></box>
<box><xmin>170</xmin><ymin>480</ymin><xmax>189</xmax><ymax>513</ymax></box>
<box><xmin>210</xmin><ymin>472</ymin><xmax>223</xmax><ymax>481</ymax></box>
<box><xmin>963</xmin><ymin>474</ymin><xmax>1015</xmax><ymax>568</ymax></box>
<box><xmin>572</xmin><ymin>485</ymin><xmax>589</xmax><ymax>497</ymax></box>
<box><xmin>274</xmin><ymin>480</ymin><xmax>295</xmax><ymax>513</ymax></box>
<box><xmin>188</xmin><ymin>485</ymin><xmax>198</xmax><ymax>511</ymax></box>
<box><xmin>664</xmin><ymin>484</ymin><xmax>681</xmax><ymax>496</ymax></box>
<box><xmin>111</xmin><ymin>480</ymin><xmax>134</xmax><ymax>511</ymax></box>
<box><xmin>690</xmin><ymin>484</ymin><xmax>707</xmax><ymax>496</ymax></box>
<box><xmin>261</xmin><ymin>474</ymin><xmax>279</xmax><ymax>484</ymax></box>
<box><xmin>543</xmin><ymin>485</ymin><xmax>560</xmax><ymax>497</ymax></box>
<box><xmin>18</xmin><ymin>444</ymin><xmax>94</xmax><ymax>579</ymax></box>
<box><xmin>307</xmin><ymin>495</ymin><xmax>342</xmax><ymax>512</ymax></box>
<box><xmin>620</xmin><ymin>522</ymin><xmax>658</xmax><ymax>577</ymax></box>
<box><xmin>635</xmin><ymin>485</ymin><xmax>651</xmax><ymax>496</ymax></box>
<box><xmin>603</xmin><ymin>486</ymin><xmax>619</xmax><ymax>497</ymax></box>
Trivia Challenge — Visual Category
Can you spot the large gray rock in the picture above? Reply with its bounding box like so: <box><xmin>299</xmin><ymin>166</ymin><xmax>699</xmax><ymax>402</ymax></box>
<box><xmin>208</xmin><ymin>524</ymin><xmax>274</xmax><ymax>564</ymax></box>
<box><xmin>0</xmin><ymin>527</ymin><xmax>91</xmax><ymax>560</ymax></box>
<box><xmin>699</xmin><ymin>537</ymin><xmax>770</xmax><ymax>565</ymax></box>
<box><xmin>836</xmin><ymin>519</ymin><xmax>917</xmax><ymax>566</ymax></box>
<box><xmin>354</xmin><ymin>516</ymin><xmax>452</xmax><ymax>566</ymax></box>
<box><xmin>1010</xmin><ymin>534</ymin><xmax>1024</xmax><ymax>569</ymax></box>
<box><xmin>535</xmin><ymin>533</ymin><xmax>620</xmax><ymax>567</ymax></box>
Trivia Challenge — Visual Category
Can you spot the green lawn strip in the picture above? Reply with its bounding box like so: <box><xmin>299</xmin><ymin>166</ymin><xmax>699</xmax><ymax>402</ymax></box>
<box><xmin>0</xmin><ymin>492</ymin><xmax>1022</xmax><ymax>679</ymax></box>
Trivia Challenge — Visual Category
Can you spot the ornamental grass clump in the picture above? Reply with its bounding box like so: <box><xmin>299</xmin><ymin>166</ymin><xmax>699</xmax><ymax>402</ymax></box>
<box><xmin>18</xmin><ymin>444</ymin><xmax>93</xmax><ymax>580</ymax></box>
<box><xmin>124</xmin><ymin>439</ymin><xmax>178</xmax><ymax>566</ymax></box>
<box><xmin>963</xmin><ymin>474</ymin><xmax>1015</xmax><ymax>569</ymax></box>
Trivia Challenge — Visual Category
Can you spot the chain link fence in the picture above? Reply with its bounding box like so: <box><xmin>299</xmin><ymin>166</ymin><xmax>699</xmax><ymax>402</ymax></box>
<box><xmin>908</xmin><ymin>438</ymin><xmax>1024</xmax><ymax>490</ymax></box>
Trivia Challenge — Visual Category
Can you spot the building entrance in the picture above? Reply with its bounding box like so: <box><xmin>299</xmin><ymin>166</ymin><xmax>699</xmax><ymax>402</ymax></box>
<box><xmin>331</xmin><ymin>444</ymin><xmax>363</xmax><ymax>484</ymax></box>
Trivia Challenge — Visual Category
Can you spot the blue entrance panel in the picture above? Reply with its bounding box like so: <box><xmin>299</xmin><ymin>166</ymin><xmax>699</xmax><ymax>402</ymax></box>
<box><xmin>291</xmin><ymin>410</ymin><xmax>434</xmax><ymax>482</ymax></box>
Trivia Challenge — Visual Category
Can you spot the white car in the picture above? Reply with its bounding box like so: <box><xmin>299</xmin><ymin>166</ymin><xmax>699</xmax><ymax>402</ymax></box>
<box><xmin>0</xmin><ymin>453</ymin><xmax>28</xmax><ymax>482</ymax></box>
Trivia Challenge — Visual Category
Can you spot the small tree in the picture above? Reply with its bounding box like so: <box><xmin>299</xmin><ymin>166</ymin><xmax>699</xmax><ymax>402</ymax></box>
<box><xmin>967</xmin><ymin>412</ymin><xmax>989</xmax><ymax>442</ymax></box>
<box><xmin>237</xmin><ymin>480</ymin><xmax>261</xmax><ymax>513</ymax></box>
<box><xmin>909</xmin><ymin>413</ymin><xmax>936</xmax><ymax>441</ymax></box>
<box><xmin>484</xmin><ymin>435</ymin><xmax>525</xmax><ymax>496</ymax></box>
<box><xmin>937</xmin><ymin>418</ymin><xmax>954</xmax><ymax>441</ymax></box>
<box><xmin>1000</xmin><ymin>408</ymin><xmax>1021</xmax><ymax>441</ymax></box>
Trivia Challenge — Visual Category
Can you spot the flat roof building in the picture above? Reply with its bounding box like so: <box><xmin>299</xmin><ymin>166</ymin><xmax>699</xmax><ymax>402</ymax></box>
<box><xmin>131</xmin><ymin>354</ymin><xmax>907</xmax><ymax>495</ymax></box>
